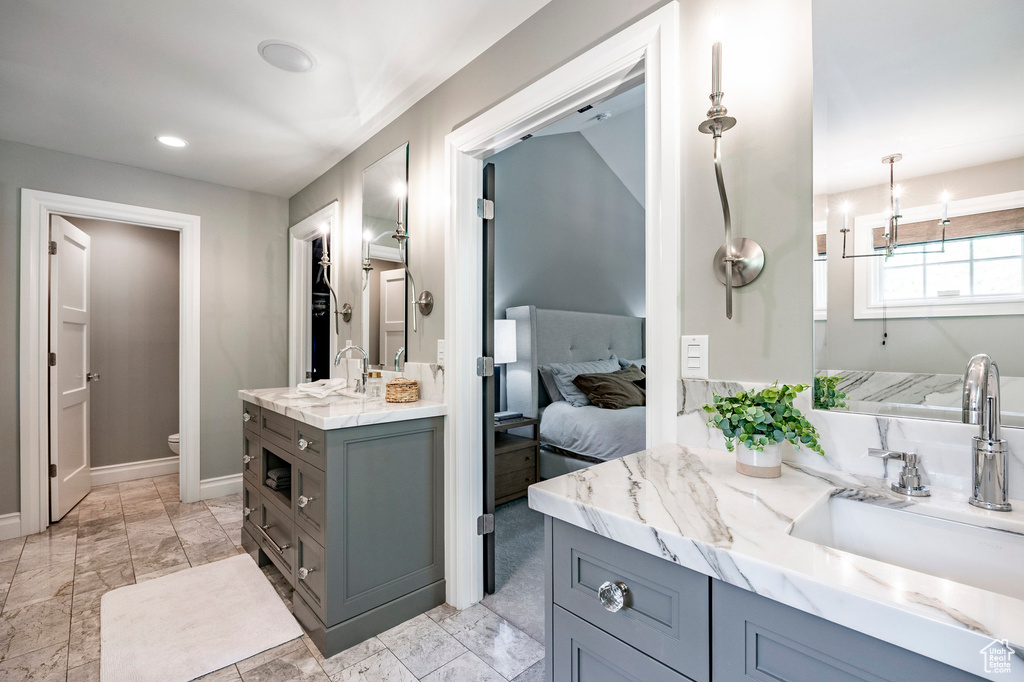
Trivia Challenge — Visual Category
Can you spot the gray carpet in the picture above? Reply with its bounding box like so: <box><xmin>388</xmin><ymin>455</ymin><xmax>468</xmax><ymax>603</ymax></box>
<box><xmin>481</xmin><ymin>497</ymin><xmax>546</xmax><ymax>642</ymax></box>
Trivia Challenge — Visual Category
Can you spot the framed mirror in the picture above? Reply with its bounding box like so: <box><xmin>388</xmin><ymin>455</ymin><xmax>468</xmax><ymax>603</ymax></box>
<box><xmin>361</xmin><ymin>143</ymin><xmax>409</xmax><ymax>369</ymax></box>
<box><xmin>812</xmin><ymin>0</ymin><xmax>1024</xmax><ymax>426</ymax></box>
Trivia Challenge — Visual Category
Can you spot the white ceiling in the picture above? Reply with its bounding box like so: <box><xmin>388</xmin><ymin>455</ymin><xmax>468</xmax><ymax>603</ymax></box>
<box><xmin>0</xmin><ymin>0</ymin><xmax>551</xmax><ymax>198</ymax></box>
<box><xmin>813</xmin><ymin>0</ymin><xmax>1024</xmax><ymax>194</ymax></box>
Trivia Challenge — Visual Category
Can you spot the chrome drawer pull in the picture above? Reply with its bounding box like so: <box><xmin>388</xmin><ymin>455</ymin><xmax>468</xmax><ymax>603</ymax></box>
<box><xmin>243</xmin><ymin>506</ymin><xmax>254</xmax><ymax>517</ymax></box>
<box><xmin>243</xmin><ymin>454</ymin><xmax>253</xmax><ymax>464</ymax></box>
<box><xmin>598</xmin><ymin>581</ymin><xmax>629</xmax><ymax>612</ymax></box>
<box><xmin>297</xmin><ymin>438</ymin><xmax>310</xmax><ymax>450</ymax></box>
<box><xmin>297</xmin><ymin>567</ymin><xmax>316</xmax><ymax>581</ymax></box>
<box><xmin>298</xmin><ymin>495</ymin><xmax>316</xmax><ymax>508</ymax></box>
<box><xmin>243</xmin><ymin>411</ymin><xmax>253</xmax><ymax>422</ymax></box>
<box><xmin>258</xmin><ymin>524</ymin><xmax>290</xmax><ymax>555</ymax></box>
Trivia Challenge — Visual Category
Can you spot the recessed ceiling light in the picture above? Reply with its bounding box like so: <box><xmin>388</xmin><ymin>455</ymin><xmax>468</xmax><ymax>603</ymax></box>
<box><xmin>258</xmin><ymin>40</ymin><xmax>316</xmax><ymax>73</ymax></box>
<box><xmin>156</xmin><ymin>135</ymin><xmax>188</xmax><ymax>148</ymax></box>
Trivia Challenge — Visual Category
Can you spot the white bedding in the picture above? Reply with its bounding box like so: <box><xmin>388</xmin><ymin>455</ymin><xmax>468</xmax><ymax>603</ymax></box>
<box><xmin>539</xmin><ymin>401</ymin><xmax>646</xmax><ymax>462</ymax></box>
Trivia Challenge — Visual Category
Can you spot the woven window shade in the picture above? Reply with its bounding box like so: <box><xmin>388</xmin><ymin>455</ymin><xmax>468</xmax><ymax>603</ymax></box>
<box><xmin>871</xmin><ymin>206</ymin><xmax>1024</xmax><ymax>249</ymax></box>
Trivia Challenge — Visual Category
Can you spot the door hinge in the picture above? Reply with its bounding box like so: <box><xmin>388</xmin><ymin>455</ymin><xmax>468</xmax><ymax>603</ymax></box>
<box><xmin>477</xmin><ymin>514</ymin><xmax>494</xmax><ymax>535</ymax></box>
<box><xmin>48</xmin><ymin>240</ymin><xmax>57</xmax><ymax>255</ymax></box>
<box><xmin>49</xmin><ymin>464</ymin><xmax>57</xmax><ymax>478</ymax></box>
<box><xmin>476</xmin><ymin>357</ymin><xmax>494</xmax><ymax>377</ymax></box>
<box><xmin>477</xmin><ymin>198</ymin><xmax>494</xmax><ymax>220</ymax></box>
<box><xmin>48</xmin><ymin>352</ymin><xmax>56</xmax><ymax>366</ymax></box>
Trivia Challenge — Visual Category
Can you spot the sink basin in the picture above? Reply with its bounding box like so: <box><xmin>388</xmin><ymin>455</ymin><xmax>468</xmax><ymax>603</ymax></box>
<box><xmin>789</xmin><ymin>493</ymin><xmax>1024</xmax><ymax>600</ymax></box>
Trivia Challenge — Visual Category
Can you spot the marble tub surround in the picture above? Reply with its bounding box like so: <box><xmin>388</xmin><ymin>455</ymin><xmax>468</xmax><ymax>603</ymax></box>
<box><xmin>678</xmin><ymin>378</ymin><xmax>1024</xmax><ymax>500</ymax></box>
<box><xmin>529</xmin><ymin>444</ymin><xmax>1024</xmax><ymax>680</ymax></box>
<box><xmin>239</xmin><ymin>386</ymin><xmax>445</xmax><ymax>430</ymax></box>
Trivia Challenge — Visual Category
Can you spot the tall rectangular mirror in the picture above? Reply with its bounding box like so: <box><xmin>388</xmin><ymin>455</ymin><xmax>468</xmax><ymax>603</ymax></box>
<box><xmin>361</xmin><ymin>143</ymin><xmax>409</xmax><ymax>369</ymax></box>
<box><xmin>812</xmin><ymin>0</ymin><xmax>1024</xmax><ymax>426</ymax></box>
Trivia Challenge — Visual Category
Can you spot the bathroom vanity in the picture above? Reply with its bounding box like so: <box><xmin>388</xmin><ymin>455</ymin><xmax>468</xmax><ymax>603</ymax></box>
<box><xmin>531</xmin><ymin>444</ymin><xmax>1024</xmax><ymax>682</ymax></box>
<box><xmin>238</xmin><ymin>387</ymin><xmax>446</xmax><ymax>657</ymax></box>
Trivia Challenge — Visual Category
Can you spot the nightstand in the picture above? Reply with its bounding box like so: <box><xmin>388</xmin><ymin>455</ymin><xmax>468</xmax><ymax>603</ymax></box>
<box><xmin>493</xmin><ymin>417</ymin><xmax>540</xmax><ymax>504</ymax></box>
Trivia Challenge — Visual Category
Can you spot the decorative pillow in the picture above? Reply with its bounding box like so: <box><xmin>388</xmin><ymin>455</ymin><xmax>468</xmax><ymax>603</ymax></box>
<box><xmin>538</xmin><ymin>365</ymin><xmax>563</xmax><ymax>402</ymax></box>
<box><xmin>618</xmin><ymin>357</ymin><xmax>646</xmax><ymax>370</ymax></box>
<box><xmin>549</xmin><ymin>356</ymin><xmax>621</xmax><ymax>407</ymax></box>
<box><xmin>572</xmin><ymin>366</ymin><xmax>647</xmax><ymax>410</ymax></box>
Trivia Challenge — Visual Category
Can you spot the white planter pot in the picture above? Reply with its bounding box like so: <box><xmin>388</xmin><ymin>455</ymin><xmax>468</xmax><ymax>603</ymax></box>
<box><xmin>735</xmin><ymin>442</ymin><xmax>783</xmax><ymax>478</ymax></box>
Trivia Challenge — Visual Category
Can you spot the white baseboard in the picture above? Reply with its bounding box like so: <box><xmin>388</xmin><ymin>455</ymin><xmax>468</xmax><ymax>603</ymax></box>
<box><xmin>200</xmin><ymin>473</ymin><xmax>243</xmax><ymax>500</ymax></box>
<box><xmin>91</xmin><ymin>456</ymin><xmax>179</xmax><ymax>487</ymax></box>
<box><xmin>0</xmin><ymin>513</ymin><xmax>23</xmax><ymax>541</ymax></box>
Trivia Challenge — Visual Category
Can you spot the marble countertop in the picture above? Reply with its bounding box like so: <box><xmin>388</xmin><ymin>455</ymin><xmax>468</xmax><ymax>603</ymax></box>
<box><xmin>529</xmin><ymin>444</ymin><xmax>1024</xmax><ymax>680</ymax></box>
<box><xmin>239</xmin><ymin>387</ymin><xmax>446</xmax><ymax>430</ymax></box>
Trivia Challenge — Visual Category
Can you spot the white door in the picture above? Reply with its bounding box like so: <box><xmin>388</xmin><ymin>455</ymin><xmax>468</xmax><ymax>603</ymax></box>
<box><xmin>49</xmin><ymin>215</ymin><xmax>93</xmax><ymax>521</ymax></box>
<box><xmin>380</xmin><ymin>268</ymin><xmax>406</xmax><ymax>365</ymax></box>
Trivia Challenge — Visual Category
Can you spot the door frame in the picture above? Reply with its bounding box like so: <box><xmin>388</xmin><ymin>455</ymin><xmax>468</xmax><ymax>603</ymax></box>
<box><xmin>443</xmin><ymin>3</ymin><xmax>680</xmax><ymax>609</ymax></box>
<box><xmin>19</xmin><ymin>189</ymin><xmax>201</xmax><ymax>535</ymax></box>
<box><xmin>287</xmin><ymin>201</ymin><xmax>340</xmax><ymax>387</ymax></box>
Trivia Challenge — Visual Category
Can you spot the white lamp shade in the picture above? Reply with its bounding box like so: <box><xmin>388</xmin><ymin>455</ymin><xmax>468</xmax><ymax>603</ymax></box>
<box><xmin>494</xmin><ymin>320</ymin><xmax>517</xmax><ymax>365</ymax></box>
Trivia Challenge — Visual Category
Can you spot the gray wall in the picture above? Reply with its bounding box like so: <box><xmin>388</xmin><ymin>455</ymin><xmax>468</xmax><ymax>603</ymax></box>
<box><xmin>819</xmin><ymin>156</ymin><xmax>1024</xmax><ymax>376</ymax></box>
<box><xmin>69</xmin><ymin>218</ymin><xmax>180</xmax><ymax>469</ymax></box>
<box><xmin>491</xmin><ymin>132</ymin><xmax>645</xmax><ymax>319</ymax></box>
<box><xmin>0</xmin><ymin>138</ymin><xmax>289</xmax><ymax>514</ymax></box>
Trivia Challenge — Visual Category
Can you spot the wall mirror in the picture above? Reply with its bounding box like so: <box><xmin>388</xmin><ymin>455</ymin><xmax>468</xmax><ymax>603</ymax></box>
<box><xmin>812</xmin><ymin>0</ymin><xmax>1024</xmax><ymax>426</ymax></box>
<box><xmin>361</xmin><ymin>143</ymin><xmax>409</xmax><ymax>369</ymax></box>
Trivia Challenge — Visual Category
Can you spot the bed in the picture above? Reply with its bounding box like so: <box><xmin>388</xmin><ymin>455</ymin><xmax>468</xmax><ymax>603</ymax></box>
<box><xmin>504</xmin><ymin>306</ymin><xmax>646</xmax><ymax>479</ymax></box>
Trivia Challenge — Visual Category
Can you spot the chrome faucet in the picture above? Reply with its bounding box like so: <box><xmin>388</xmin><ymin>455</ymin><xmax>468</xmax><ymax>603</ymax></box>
<box><xmin>962</xmin><ymin>354</ymin><xmax>1011</xmax><ymax>511</ymax></box>
<box><xmin>868</xmin><ymin>448</ymin><xmax>930</xmax><ymax>497</ymax></box>
<box><xmin>394</xmin><ymin>347</ymin><xmax>406</xmax><ymax>372</ymax></box>
<box><xmin>334</xmin><ymin>344</ymin><xmax>369</xmax><ymax>394</ymax></box>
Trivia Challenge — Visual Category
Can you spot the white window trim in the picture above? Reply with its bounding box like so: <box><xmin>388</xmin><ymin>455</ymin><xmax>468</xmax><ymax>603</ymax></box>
<box><xmin>813</xmin><ymin>219</ymin><xmax>827</xmax><ymax>321</ymax></box>
<box><xmin>853</xmin><ymin>189</ymin><xmax>1024</xmax><ymax>319</ymax></box>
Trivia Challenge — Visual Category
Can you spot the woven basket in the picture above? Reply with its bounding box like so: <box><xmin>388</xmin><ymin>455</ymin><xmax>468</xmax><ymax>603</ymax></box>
<box><xmin>385</xmin><ymin>377</ymin><xmax>419</xmax><ymax>403</ymax></box>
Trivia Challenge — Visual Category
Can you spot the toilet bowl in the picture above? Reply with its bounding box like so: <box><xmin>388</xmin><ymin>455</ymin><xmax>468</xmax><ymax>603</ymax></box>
<box><xmin>168</xmin><ymin>433</ymin><xmax>180</xmax><ymax>455</ymax></box>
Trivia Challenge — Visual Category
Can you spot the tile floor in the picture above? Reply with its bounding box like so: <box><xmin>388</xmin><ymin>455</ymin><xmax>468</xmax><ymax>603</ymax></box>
<box><xmin>0</xmin><ymin>476</ymin><xmax>545</xmax><ymax>682</ymax></box>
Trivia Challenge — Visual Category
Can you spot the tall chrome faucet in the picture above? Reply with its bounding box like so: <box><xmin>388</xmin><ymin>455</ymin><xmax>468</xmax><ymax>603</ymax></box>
<box><xmin>334</xmin><ymin>344</ymin><xmax>369</xmax><ymax>394</ymax></box>
<box><xmin>962</xmin><ymin>354</ymin><xmax>1012</xmax><ymax>511</ymax></box>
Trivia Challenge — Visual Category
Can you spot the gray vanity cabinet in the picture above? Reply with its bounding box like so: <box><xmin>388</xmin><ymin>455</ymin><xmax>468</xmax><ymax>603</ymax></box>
<box><xmin>241</xmin><ymin>406</ymin><xmax>445</xmax><ymax>658</ymax></box>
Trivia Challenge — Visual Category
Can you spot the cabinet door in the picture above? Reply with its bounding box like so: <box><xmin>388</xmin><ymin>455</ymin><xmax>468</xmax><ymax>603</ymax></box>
<box><xmin>711</xmin><ymin>581</ymin><xmax>985</xmax><ymax>682</ymax></box>
<box><xmin>294</xmin><ymin>460</ymin><xmax>326</xmax><ymax>547</ymax></box>
<box><xmin>553</xmin><ymin>606</ymin><xmax>694</xmax><ymax>682</ymax></box>
<box><xmin>242</xmin><ymin>429</ymin><xmax>261</xmax><ymax>485</ymax></box>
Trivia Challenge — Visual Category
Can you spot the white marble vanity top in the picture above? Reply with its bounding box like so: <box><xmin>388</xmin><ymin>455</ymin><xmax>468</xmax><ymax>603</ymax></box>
<box><xmin>529</xmin><ymin>443</ymin><xmax>1024</xmax><ymax>680</ymax></box>
<box><xmin>239</xmin><ymin>386</ymin><xmax>446</xmax><ymax>430</ymax></box>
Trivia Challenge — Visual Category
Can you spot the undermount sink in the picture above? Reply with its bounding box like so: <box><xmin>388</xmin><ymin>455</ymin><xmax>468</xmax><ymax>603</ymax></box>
<box><xmin>789</xmin><ymin>493</ymin><xmax>1024</xmax><ymax>600</ymax></box>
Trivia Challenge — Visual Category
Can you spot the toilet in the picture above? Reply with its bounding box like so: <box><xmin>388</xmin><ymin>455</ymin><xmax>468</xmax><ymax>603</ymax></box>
<box><xmin>168</xmin><ymin>432</ymin><xmax>180</xmax><ymax>455</ymax></box>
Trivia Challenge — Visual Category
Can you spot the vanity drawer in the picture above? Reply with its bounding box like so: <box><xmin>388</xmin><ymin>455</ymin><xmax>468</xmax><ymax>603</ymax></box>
<box><xmin>242</xmin><ymin>478</ymin><xmax>261</xmax><ymax>537</ymax></box>
<box><xmin>261</xmin><ymin>439</ymin><xmax>294</xmax><ymax>515</ymax></box>
<box><xmin>294</xmin><ymin>459</ymin><xmax>326</xmax><ymax>546</ymax></box>
<box><xmin>261</xmin><ymin>408</ymin><xmax>294</xmax><ymax>453</ymax></box>
<box><xmin>552</xmin><ymin>519</ymin><xmax>710</xmax><ymax>682</ymax></box>
<box><xmin>258</xmin><ymin>498</ymin><xmax>296</xmax><ymax>582</ymax></box>
<box><xmin>242</xmin><ymin>429</ymin><xmax>261</xmax><ymax>485</ymax></box>
<box><xmin>294</xmin><ymin>531</ymin><xmax>327</xmax><ymax>622</ymax></box>
<box><xmin>553</xmin><ymin>605</ymin><xmax>694</xmax><ymax>682</ymax></box>
<box><xmin>294</xmin><ymin>421</ymin><xmax>326</xmax><ymax>470</ymax></box>
<box><xmin>242</xmin><ymin>401</ymin><xmax>260</xmax><ymax>434</ymax></box>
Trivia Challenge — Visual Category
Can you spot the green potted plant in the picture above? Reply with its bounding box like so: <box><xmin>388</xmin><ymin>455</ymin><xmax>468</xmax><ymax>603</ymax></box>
<box><xmin>814</xmin><ymin>375</ymin><xmax>848</xmax><ymax>411</ymax></box>
<box><xmin>702</xmin><ymin>382</ymin><xmax>824</xmax><ymax>478</ymax></box>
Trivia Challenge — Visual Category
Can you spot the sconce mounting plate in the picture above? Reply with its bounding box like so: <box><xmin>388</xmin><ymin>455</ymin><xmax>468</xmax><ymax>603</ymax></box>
<box><xmin>416</xmin><ymin>291</ymin><xmax>434</xmax><ymax>316</ymax></box>
<box><xmin>713</xmin><ymin>238</ymin><xmax>765</xmax><ymax>287</ymax></box>
<box><xmin>340</xmin><ymin>303</ymin><xmax>353</xmax><ymax>323</ymax></box>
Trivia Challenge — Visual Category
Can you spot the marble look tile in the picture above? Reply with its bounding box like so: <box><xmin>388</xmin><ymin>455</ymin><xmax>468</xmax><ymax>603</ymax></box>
<box><xmin>195</xmin><ymin>665</ymin><xmax>243</xmax><ymax>681</ymax></box>
<box><xmin>134</xmin><ymin>563</ymin><xmax>189</xmax><ymax>583</ymax></box>
<box><xmin>333</xmin><ymin>649</ymin><xmax>416</xmax><ymax>682</ymax></box>
<box><xmin>75</xmin><ymin>517</ymin><xmax>125</xmax><ymax>542</ymax></box>
<box><xmin>236</xmin><ymin>638</ymin><xmax>307</xmax><ymax>674</ymax></box>
<box><xmin>0</xmin><ymin>560</ymin><xmax>17</xmax><ymax>610</ymax></box>
<box><xmin>164</xmin><ymin>500</ymin><xmax>214</xmax><ymax>523</ymax></box>
<box><xmin>0</xmin><ymin>539</ymin><xmax>25</xmax><ymax>565</ymax></box>
<box><xmin>238</xmin><ymin>642</ymin><xmax>329</xmax><ymax>682</ymax></box>
<box><xmin>17</xmin><ymin>532</ymin><xmax>77</xmax><ymax>572</ymax></box>
<box><xmin>377</xmin><ymin>614</ymin><xmax>466</xmax><ymax>678</ymax></box>
<box><xmin>184</xmin><ymin>538</ymin><xmax>244</xmax><ymax>566</ymax></box>
<box><xmin>172</xmin><ymin>514</ymin><xmax>232</xmax><ymax>548</ymax></box>
<box><xmin>221</xmin><ymin>520</ymin><xmax>244</xmax><ymax>548</ymax></box>
<box><xmin>71</xmin><ymin>588</ymin><xmax>104</xmax><ymax>618</ymax></box>
<box><xmin>0</xmin><ymin>641</ymin><xmax>68</xmax><ymax>681</ymax></box>
<box><xmin>129</xmin><ymin>539</ymin><xmax>189</xmax><ymax>577</ymax></box>
<box><xmin>66</xmin><ymin>660</ymin><xmax>100</xmax><ymax>682</ymax></box>
<box><xmin>67</xmin><ymin>603</ymin><xmax>99</xmax><ymax>669</ymax></box>
<box><xmin>121</xmin><ymin>497</ymin><xmax>168</xmax><ymax>524</ymax></box>
<box><xmin>152</xmin><ymin>474</ymin><xmax>180</xmax><ymax>502</ymax></box>
<box><xmin>511</xmin><ymin>660</ymin><xmax>546</xmax><ymax>682</ymax></box>
<box><xmin>419</xmin><ymin>651</ymin><xmax>505</xmax><ymax>682</ymax></box>
<box><xmin>118</xmin><ymin>478</ymin><xmax>160</xmax><ymax>499</ymax></box>
<box><xmin>303</xmin><ymin>635</ymin><xmax>386</xmax><ymax>677</ymax></box>
<box><xmin>0</xmin><ymin>595</ymin><xmax>72</xmax><ymax>662</ymax></box>
<box><xmin>205</xmin><ymin>494</ymin><xmax>243</xmax><ymax>526</ymax></box>
<box><xmin>437</xmin><ymin>605</ymin><xmax>543</xmax><ymax>680</ymax></box>
<box><xmin>4</xmin><ymin>560</ymin><xmax>75</xmax><ymax>611</ymax></box>
<box><xmin>72</xmin><ymin>562</ymin><xmax>134</xmax><ymax>594</ymax></box>
<box><xmin>424</xmin><ymin>603</ymin><xmax>458</xmax><ymax>624</ymax></box>
<box><xmin>76</xmin><ymin>494</ymin><xmax>122</xmax><ymax>523</ymax></box>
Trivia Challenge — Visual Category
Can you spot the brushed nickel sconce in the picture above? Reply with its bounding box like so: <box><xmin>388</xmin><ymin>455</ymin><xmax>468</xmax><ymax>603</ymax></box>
<box><xmin>340</xmin><ymin>302</ymin><xmax>353</xmax><ymax>323</ymax></box>
<box><xmin>698</xmin><ymin>33</ymin><xmax>764</xmax><ymax>319</ymax></box>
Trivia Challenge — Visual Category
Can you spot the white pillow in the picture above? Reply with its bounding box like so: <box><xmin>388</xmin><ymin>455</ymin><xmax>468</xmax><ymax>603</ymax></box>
<box><xmin>549</xmin><ymin>356</ymin><xmax>621</xmax><ymax>407</ymax></box>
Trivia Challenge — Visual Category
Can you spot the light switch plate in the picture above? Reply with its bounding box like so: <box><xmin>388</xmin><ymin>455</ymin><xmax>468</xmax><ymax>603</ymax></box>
<box><xmin>437</xmin><ymin>340</ymin><xmax>445</xmax><ymax>365</ymax></box>
<box><xmin>680</xmin><ymin>335</ymin><xmax>709</xmax><ymax>380</ymax></box>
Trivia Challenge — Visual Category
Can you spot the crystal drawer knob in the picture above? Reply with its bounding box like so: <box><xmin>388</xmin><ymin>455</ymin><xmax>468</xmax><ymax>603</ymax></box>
<box><xmin>297</xmin><ymin>438</ymin><xmax>309</xmax><ymax>450</ymax></box>
<box><xmin>598</xmin><ymin>581</ymin><xmax>629</xmax><ymax>612</ymax></box>
<box><xmin>298</xmin><ymin>495</ymin><xmax>315</xmax><ymax>508</ymax></box>
<box><xmin>298</xmin><ymin>567</ymin><xmax>315</xmax><ymax>581</ymax></box>
<box><xmin>243</xmin><ymin>411</ymin><xmax>253</xmax><ymax>422</ymax></box>
<box><xmin>243</xmin><ymin>454</ymin><xmax>253</xmax><ymax>464</ymax></box>
<box><xmin>243</xmin><ymin>506</ymin><xmax>254</xmax><ymax>517</ymax></box>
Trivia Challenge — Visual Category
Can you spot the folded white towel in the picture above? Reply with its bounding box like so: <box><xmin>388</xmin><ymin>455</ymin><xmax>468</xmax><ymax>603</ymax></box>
<box><xmin>295</xmin><ymin>378</ymin><xmax>349</xmax><ymax>399</ymax></box>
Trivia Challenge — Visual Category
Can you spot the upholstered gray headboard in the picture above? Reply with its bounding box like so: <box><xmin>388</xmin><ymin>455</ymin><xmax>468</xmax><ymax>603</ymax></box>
<box><xmin>505</xmin><ymin>306</ymin><xmax>645</xmax><ymax>418</ymax></box>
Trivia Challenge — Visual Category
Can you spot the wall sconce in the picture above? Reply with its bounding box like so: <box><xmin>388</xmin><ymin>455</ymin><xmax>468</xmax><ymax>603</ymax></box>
<box><xmin>698</xmin><ymin>22</ymin><xmax>764</xmax><ymax>320</ymax></box>
<box><xmin>317</xmin><ymin>223</ymin><xmax>344</xmax><ymax>332</ymax></box>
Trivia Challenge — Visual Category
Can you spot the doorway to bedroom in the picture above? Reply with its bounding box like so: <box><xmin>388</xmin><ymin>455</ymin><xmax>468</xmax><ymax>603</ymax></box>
<box><xmin>479</xmin><ymin>77</ymin><xmax>647</xmax><ymax>640</ymax></box>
